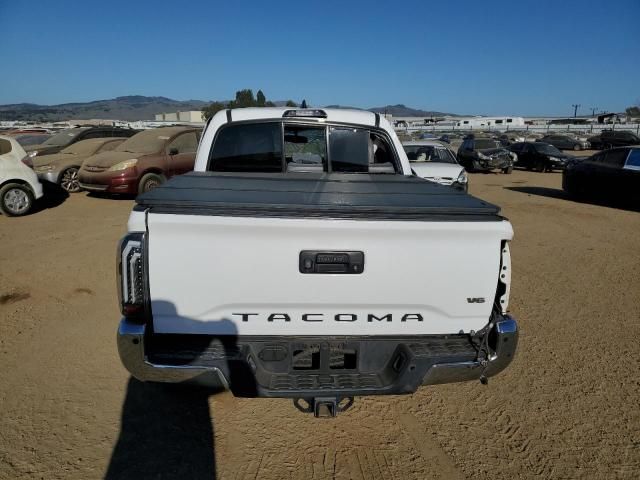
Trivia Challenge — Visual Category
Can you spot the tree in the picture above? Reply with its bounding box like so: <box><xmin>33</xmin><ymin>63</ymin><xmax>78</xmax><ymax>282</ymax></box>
<box><xmin>285</xmin><ymin>100</ymin><xmax>298</xmax><ymax>107</ymax></box>
<box><xmin>201</xmin><ymin>101</ymin><xmax>226</xmax><ymax>121</ymax></box>
<box><xmin>201</xmin><ymin>89</ymin><xmax>278</xmax><ymax>120</ymax></box>
<box><xmin>625</xmin><ymin>104</ymin><xmax>640</xmax><ymax>118</ymax></box>
<box><xmin>229</xmin><ymin>89</ymin><xmax>256</xmax><ymax>108</ymax></box>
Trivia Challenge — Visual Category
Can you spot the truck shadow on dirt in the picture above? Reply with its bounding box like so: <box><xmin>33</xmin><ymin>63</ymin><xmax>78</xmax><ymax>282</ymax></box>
<box><xmin>105</xmin><ymin>302</ymin><xmax>257</xmax><ymax>480</ymax></box>
<box><xmin>105</xmin><ymin>378</ymin><xmax>217</xmax><ymax>479</ymax></box>
<box><xmin>505</xmin><ymin>186</ymin><xmax>640</xmax><ymax>213</ymax></box>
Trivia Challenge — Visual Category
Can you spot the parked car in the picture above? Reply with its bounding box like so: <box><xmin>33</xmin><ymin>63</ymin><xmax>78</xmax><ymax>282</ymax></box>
<box><xmin>537</xmin><ymin>134</ymin><xmax>590</xmax><ymax>151</ymax></box>
<box><xmin>32</xmin><ymin>137</ymin><xmax>126</xmax><ymax>192</ymax></box>
<box><xmin>24</xmin><ymin>126</ymin><xmax>138</xmax><ymax>158</ymax></box>
<box><xmin>497</xmin><ymin>133</ymin><xmax>526</xmax><ymax>146</ymax></box>
<box><xmin>524</xmin><ymin>132</ymin><xmax>545</xmax><ymax>142</ymax></box>
<box><xmin>13</xmin><ymin>133</ymin><xmax>51</xmax><ymax>147</ymax></box>
<box><xmin>419</xmin><ymin>133</ymin><xmax>437</xmax><ymax>140</ymax></box>
<box><xmin>562</xmin><ymin>147</ymin><xmax>640</xmax><ymax>203</ymax></box>
<box><xmin>116</xmin><ymin>107</ymin><xmax>518</xmax><ymax>417</ymax></box>
<box><xmin>0</xmin><ymin>135</ymin><xmax>43</xmax><ymax>216</ymax></box>
<box><xmin>593</xmin><ymin>130</ymin><xmax>640</xmax><ymax>149</ymax></box>
<box><xmin>587</xmin><ymin>134</ymin><xmax>604</xmax><ymax>150</ymax></box>
<box><xmin>403</xmin><ymin>140</ymin><xmax>468</xmax><ymax>191</ymax></box>
<box><xmin>508</xmin><ymin>142</ymin><xmax>572</xmax><ymax>172</ymax></box>
<box><xmin>457</xmin><ymin>135</ymin><xmax>514</xmax><ymax>173</ymax></box>
<box><xmin>78</xmin><ymin>126</ymin><xmax>201</xmax><ymax>195</ymax></box>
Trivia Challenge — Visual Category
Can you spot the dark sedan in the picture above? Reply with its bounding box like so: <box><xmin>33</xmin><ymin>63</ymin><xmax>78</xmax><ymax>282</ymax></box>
<box><xmin>537</xmin><ymin>134</ymin><xmax>590</xmax><ymax>151</ymax></box>
<box><xmin>562</xmin><ymin>147</ymin><xmax>640</xmax><ymax>203</ymax></box>
<box><xmin>591</xmin><ymin>130</ymin><xmax>640</xmax><ymax>150</ymax></box>
<box><xmin>509</xmin><ymin>142</ymin><xmax>572</xmax><ymax>172</ymax></box>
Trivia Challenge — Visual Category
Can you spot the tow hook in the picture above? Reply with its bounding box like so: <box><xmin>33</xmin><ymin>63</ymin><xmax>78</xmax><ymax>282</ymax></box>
<box><xmin>293</xmin><ymin>396</ymin><xmax>355</xmax><ymax>417</ymax></box>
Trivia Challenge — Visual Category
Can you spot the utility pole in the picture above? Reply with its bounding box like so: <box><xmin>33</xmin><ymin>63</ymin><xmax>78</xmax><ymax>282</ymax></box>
<box><xmin>572</xmin><ymin>104</ymin><xmax>581</xmax><ymax>117</ymax></box>
<box><xmin>590</xmin><ymin>107</ymin><xmax>598</xmax><ymax>116</ymax></box>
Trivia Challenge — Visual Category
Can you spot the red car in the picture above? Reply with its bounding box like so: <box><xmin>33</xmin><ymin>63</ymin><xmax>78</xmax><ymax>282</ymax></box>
<box><xmin>78</xmin><ymin>126</ymin><xmax>201</xmax><ymax>195</ymax></box>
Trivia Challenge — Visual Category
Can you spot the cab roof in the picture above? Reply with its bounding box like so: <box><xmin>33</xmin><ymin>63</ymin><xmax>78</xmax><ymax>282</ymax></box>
<box><xmin>224</xmin><ymin>107</ymin><xmax>379</xmax><ymax>127</ymax></box>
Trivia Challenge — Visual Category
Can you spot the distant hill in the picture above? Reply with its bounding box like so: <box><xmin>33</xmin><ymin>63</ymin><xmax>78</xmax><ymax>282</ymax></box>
<box><xmin>325</xmin><ymin>103</ymin><xmax>457</xmax><ymax>117</ymax></box>
<box><xmin>367</xmin><ymin>104</ymin><xmax>457</xmax><ymax>117</ymax></box>
<box><xmin>0</xmin><ymin>96</ymin><xmax>209</xmax><ymax>122</ymax></box>
<box><xmin>0</xmin><ymin>96</ymin><xmax>458</xmax><ymax>122</ymax></box>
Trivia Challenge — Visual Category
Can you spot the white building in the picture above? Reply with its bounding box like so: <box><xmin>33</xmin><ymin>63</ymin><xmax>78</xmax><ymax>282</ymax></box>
<box><xmin>154</xmin><ymin>111</ymin><xmax>204</xmax><ymax>123</ymax></box>
<box><xmin>454</xmin><ymin>116</ymin><xmax>525</xmax><ymax>128</ymax></box>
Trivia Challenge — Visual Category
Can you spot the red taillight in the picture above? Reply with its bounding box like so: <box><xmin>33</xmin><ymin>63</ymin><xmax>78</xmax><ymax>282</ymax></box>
<box><xmin>21</xmin><ymin>155</ymin><xmax>33</xmax><ymax>168</ymax></box>
<box><xmin>117</xmin><ymin>233</ymin><xmax>148</xmax><ymax>322</ymax></box>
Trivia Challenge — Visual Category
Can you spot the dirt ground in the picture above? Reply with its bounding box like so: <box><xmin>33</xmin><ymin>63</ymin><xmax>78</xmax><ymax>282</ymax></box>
<box><xmin>1</xmin><ymin>168</ymin><xmax>639</xmax><ymax>480</ymax></box>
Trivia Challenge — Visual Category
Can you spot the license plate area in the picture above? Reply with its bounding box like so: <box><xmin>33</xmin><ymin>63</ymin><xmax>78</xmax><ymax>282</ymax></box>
<box><xmin>291</xmin><ymin>342</ymin><xmax>358</xmax><ymax>371</ymax></box>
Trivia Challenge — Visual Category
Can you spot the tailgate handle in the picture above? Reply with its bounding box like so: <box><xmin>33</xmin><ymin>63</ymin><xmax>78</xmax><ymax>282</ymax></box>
<box><xmin>299</xmin><ymin>251</ymin><xmax>364</xmax><ymax>274</ymax></box>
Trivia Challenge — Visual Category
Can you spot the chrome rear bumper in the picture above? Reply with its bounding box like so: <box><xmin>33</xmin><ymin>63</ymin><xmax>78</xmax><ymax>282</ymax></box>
<box><xmin>117</xmin><ymin>316</ymin><xmax>518</xmax><ymax>395</ymax></box>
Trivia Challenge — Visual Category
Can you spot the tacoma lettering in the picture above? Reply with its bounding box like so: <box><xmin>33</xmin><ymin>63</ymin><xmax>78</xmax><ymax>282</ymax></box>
<box><xmin>229</xmin><ymin>313</ymin><xmax>425</xmax><ymax>322</ymax></box>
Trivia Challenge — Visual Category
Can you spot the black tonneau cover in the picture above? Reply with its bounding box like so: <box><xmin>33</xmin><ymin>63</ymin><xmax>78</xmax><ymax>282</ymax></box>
<box><xmin>136</xmin><ymin>172</ymin><xmax>502</xmax><ymax>221</ymax></box>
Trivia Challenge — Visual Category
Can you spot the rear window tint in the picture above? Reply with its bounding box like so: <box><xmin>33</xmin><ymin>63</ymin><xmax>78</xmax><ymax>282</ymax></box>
<box><xmin>210</xmin><ymin>123</ymin><xmax>283</xmax><ymax>172</ymax></box>
<box><xmin>208</xmin><ymin>122</ymin><xmax>397</xmax><ymax>174</ymax></box>
<box><xmin>329</xmin><ymin>127</ymin><xmax>369</xmax><ymax>173</ymax></box>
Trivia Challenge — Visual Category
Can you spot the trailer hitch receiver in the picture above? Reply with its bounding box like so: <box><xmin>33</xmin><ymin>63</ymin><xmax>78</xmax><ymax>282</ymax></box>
<box><xmin>293</xmin><ymin>396</ymin><xmax>355</xmax><ymax>417</ymax></box>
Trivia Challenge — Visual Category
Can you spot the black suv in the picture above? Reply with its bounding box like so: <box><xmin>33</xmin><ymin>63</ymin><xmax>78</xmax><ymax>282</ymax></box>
<box><xmin>589</xmin><ymin>130</ymin><xmax>640</xmax><ymax>150</ymax></box>
<box><xmin>509</xmin><ymin>142</ymin><xmax>572</xmax><ymax>172</ymax></box>
<box><xmin>24</xmin><ymin>126</ymin><xmax>138</xmax><ymax>158</ymax></box>
<box><xmin>457</xmin><ymin>135</ymin><xmax>514</xmax><ymax>173</ymax></box>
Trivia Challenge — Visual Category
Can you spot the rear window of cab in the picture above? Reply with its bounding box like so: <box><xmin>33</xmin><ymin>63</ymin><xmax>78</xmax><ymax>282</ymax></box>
<box><xmin>208</xmin><ymin>122</ymin><xmax>398</xmax><ymax>174</ymax></box>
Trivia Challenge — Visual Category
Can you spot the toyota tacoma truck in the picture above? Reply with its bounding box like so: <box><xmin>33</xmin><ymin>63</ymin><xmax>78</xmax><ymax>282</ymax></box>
<box><xmin>117</xmin><ymin>108</ymin><xmax>518</xmax><ymax>417</ymax></box>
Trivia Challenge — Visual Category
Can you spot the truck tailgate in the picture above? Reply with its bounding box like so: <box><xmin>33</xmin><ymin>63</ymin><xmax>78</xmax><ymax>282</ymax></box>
<box><xmin>138</xmin><ymin>173</ymin><xmax>512</xmax><ymax>336</ymax></box>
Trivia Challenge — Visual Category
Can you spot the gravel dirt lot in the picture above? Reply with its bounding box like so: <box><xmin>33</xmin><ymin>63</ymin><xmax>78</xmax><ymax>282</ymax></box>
<box><xmin>1</xmin><ymin>168</ymin><xmax>639</xmax><ymax>479</ymax></box>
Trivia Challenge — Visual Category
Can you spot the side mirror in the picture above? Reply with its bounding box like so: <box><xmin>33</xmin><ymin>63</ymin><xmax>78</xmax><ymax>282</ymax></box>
<box><xmin>169</xmin><ymin>147</ymin><xmax>179</xmax><ymax>155</ymax></box>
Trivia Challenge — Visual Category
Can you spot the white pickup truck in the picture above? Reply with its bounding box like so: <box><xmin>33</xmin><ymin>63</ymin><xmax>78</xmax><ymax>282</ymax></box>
<box><xmin>117</xmin><ymin>108</ymin><xmax>518</xmax><ymax>417</ymax></box>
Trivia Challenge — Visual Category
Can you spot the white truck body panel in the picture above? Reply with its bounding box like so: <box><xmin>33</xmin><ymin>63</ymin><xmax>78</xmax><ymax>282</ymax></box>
<box><xmin>146</xmin><ymin>213</ymin><xmax>512</xmax><ymax>336</ymax></box>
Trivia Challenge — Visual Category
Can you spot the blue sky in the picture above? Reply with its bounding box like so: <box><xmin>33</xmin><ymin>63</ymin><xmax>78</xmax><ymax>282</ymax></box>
<box><xmin>1</xmin><ymin>0</ymin><xmax>638</xmax><ymax>116</ymax></box>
